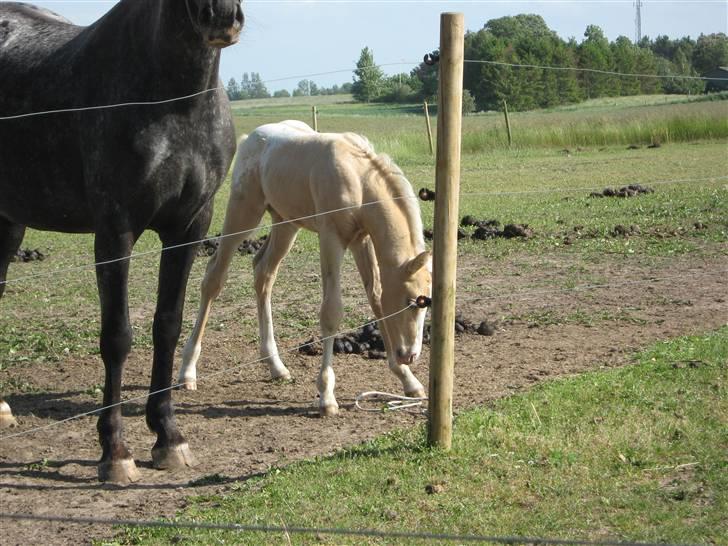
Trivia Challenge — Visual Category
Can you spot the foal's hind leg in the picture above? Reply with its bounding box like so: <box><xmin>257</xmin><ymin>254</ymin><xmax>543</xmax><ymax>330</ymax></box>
<box><xmin>179</xmin><ymin>190</ymin><xmax>266</xmax><ymax>389</ymax></box>
<box><xmin>350</xmin><ymin>237</ymin><xmax>425</xmax><ymax>398</ymax></box>
<box><xmin>253</xmin><ymin>220</ymin><xmax>298</xmax><ymax>380</ymax></box>
<box><xmin>0</xmin><ymin>219</ymin><xmax>25</xmax><ymax>428</ymax></box>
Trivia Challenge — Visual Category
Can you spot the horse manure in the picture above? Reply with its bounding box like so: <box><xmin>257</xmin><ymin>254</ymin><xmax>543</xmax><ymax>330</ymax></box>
<box><xmin>418</xmin><ymin>188</ymin><xmax>436</xmax><ymax>201</ymax></box>
<box><xmin>367</xmin><ymin>350</ymin><xmax>387</xmax><ymax>360</ymax></box>
<box><xmin>694</xmin><ymin>222</ymin><xmax>707</xmax><ymax>230</ymax></box>
<box><xmin>502</xmin><ymin>224</ymin><xmax>533</xmax><ymax>239</ymax></box>
<box><xmin>589</xmin><ymin>184</ymin><xmax>654</xmax><ymax>199</ymax></box>
<box><xmin>627</xmin><ymin>144</ymin><xmax>641</xmax><ymax>150</ymax></box>
<box><xmin>460</xmin><ymin>215</ymin><xmax>480</xmax><ymax>227</ymax></box>
<box><xmin>13</xmin><ymin>248</ymin><xmax>46</xmax><ymax>262</ymax></box>
<box><xmin>477</xmin><ymin>321</ymin><xmax>497</xmax><ymax>336</ymax></box>
<box><xmin>611</xmin><ymin>224</ymin><xmax>641</xmax><ymax>238</ymax></box>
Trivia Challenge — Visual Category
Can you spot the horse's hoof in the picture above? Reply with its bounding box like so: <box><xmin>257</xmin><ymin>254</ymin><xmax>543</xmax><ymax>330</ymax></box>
<box><xmin>98</xmin><ymin>458</ymin><xmax>140</xmax><ymax>485</ymax></box>
<box><xmin>152</xmin><ymin>443</ymin><xmax>197</xmax><ymax>470</ymax></box>
<box><xmin>271</xmin><ymin>370</ymin><xmax>292</xmax><ymax>381</ymax></box>
<box><xmin>319</xmin><ymin>403</ymin><xmax>339</xmax><ymax>417</ymax></box>
<box><xmin>0</xmin><ymin>401</ymin><xmax>18</xmax><ymax>429</ymax></box>
<box><xmin>405</xmin><ymin>387</ymin><xmax>426</xmax><ymax>399</ymax></box>
<box><xmin>269</xmin><ymin>364</ymin><xmax>291</xmax><ymax>381</ymax></box>
<box><xmin>179</xmin><ymin>379</ymin><xmax>197</xmax><ymax>391</ymax></box>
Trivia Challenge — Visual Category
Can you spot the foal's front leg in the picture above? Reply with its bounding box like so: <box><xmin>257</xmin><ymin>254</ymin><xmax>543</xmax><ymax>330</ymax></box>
<box><xmin>350</xmin><ymin>238</ymin><xmax>425</xmax><ymax>398</ymax></box>
<box><xmin>317</xmin><ymin>234</ymin><xmax>346</xmax><ymax>417</ymax></box>
<box><xmin>147</xmin><ymin>213</ymin><xmax>211</xmax><ymax>471</ymax></box>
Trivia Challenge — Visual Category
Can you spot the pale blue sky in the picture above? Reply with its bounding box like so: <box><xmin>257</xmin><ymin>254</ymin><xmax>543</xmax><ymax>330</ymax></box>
<box><xmin>37</xmin><ymin>1</ymin><xmax>728</xmax><ymax>92</ymax></box>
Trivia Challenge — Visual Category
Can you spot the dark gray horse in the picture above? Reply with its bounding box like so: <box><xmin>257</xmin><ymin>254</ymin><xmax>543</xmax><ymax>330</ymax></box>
<box><xmin>0</xmin><ymin>0</ymin><xmax>243</xmax><ymax>484</ymax></box>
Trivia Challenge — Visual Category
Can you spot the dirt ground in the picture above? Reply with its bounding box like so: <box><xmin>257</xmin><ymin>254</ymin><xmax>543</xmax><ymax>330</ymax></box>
<box><xmin>0</xmin><ymin>251</ymin><xmax>726</xmax><ymax>545</ymax></box>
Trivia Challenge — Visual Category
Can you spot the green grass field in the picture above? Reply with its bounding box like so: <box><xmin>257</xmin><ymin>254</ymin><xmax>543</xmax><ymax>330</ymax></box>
<box><xmin>118</xmin><ymin>328</ymin><xmax>728</xmax><ymax>545</ymax></box>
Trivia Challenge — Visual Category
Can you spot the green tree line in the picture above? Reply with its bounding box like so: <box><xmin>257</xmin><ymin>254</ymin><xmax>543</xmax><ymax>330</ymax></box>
<box><xmin>354</xmin><ymin>15</ymin><xmax>728</xmax><ymax>111</ymax></box>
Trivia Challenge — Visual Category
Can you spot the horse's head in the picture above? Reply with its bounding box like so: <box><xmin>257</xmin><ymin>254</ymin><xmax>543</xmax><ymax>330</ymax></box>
<box><xmin>185</xmin><ymin>0</ymin><xmax>244</xmax><ymax>48</ymax></box>
<box><xmin>381</xmin><ymin>251</ymin><xmax>432</xmax><ymax>366</ymax></box>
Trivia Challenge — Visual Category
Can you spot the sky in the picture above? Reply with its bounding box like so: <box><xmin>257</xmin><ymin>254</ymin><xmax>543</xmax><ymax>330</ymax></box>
<box><xmin>36</xmin><ymin>0</ymin><xmax>728</xmax><ymax>92</ymax></box>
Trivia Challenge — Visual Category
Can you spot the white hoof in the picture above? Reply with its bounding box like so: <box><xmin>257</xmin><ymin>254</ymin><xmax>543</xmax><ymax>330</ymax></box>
<box><xmin>0</xmin><ymin>401</ymin><xmax>17</xmax><ymax>429</ymax></box>
<box><xmin>319</xmin><ymin>401</ymin><xmax>339</xmax><ymax>417</ymax></box>
<box><xmin>179</xmin><ymin>379</ymin><xmax>198</xmax><ymax>391</ymax></box>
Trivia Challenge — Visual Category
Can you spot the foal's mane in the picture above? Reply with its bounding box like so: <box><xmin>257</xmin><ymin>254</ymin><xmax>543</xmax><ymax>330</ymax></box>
<box><xmin>341</xmin><ymin>133</ymin><xmax>425</xmax><ymax>253</ymax></box>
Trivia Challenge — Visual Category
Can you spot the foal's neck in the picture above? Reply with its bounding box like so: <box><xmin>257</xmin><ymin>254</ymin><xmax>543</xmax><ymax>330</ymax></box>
<box><xmin>362</xmin><ymin>197</ymin><xmax>424</xmax><ymax>268</ymax></box>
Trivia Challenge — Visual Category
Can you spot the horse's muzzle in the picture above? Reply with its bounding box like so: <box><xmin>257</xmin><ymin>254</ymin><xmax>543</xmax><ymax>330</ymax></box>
<box><xmin>207</xmin><ymin>28</ymin><xmax>241</xmax><ymax>48</ymax></box>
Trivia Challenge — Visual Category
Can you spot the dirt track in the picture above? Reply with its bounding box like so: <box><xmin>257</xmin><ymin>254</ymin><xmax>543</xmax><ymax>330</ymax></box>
<box><xmin>1</xmin><ymin>251</ymin><xmax>726</xmax><ymax>545</ymax></box>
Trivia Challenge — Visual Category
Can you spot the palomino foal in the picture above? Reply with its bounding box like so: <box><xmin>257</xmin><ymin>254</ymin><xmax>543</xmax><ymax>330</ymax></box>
<box><xmin>180</xmin><ymin>120</ymin><xmax>431</xmax><ymax>416</ymax></box>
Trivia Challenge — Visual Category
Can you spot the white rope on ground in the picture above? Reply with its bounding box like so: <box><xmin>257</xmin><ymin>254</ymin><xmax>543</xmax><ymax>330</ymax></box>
<box><xmin>3</xmin><ymin>173</ymin><xmax>725</xmax><ymax>288</ymax></box>
<box><xmin>354</xmin><ymin>391</ymin><xmax>427</xmax><ymax>413</ymax></box>
<box><xmin>0</xmin><ymin>305</ymin><xmax>414</xmax><ymax>441</ymax></box>
<box><xmin>0</xmin><ymin>512</ymin><xmax>692</xmax><ymax>546</ymax></box>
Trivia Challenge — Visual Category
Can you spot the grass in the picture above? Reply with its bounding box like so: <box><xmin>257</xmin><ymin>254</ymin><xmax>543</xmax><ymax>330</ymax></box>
<box><xmin>115</xmin><ymin>327</ymin><xmax>728</xmax><ymax>545</ymax></box>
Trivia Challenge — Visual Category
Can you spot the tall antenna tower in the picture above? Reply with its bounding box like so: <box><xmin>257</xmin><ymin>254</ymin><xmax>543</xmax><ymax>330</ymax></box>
<box><xmin>634</xmin><ymin>0</ymin><xmax>643</xmax><ymax>44</ymax></box>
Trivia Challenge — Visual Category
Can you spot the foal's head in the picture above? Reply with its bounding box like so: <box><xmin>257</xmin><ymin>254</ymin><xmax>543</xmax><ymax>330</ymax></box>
<box><xmin>381</xmin><ymin>251</ymin><xmax>432</xmax><ymax>366</ymax></box>
<box><xmin>185</xmin><ymin>0</ymin><xmax>244</xmax><ymax>47</ymax></box>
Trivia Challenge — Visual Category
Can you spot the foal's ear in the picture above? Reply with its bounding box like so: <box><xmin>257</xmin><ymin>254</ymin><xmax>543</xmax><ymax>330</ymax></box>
<box><xmin>405</xmin><ymin>251</ymin><xmax>432</xmax><ymax>277</ymax></box>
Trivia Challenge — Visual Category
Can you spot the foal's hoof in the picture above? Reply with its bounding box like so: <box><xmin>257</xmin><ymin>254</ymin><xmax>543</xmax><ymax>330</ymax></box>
<box><xmin>0</xmin><ymin>401</ymin><xmax>18</xmax><ymax>429</ymax></box>
<box><xmin>405</xmin><ymin>387</ymin><xmax>426</xmax><ymax>399</ymax></box>
<box><xmin>152</xmin><ymin>443</ymin><xmax>197</xmax><ymax>471</ymax></box>
<box><xmin>98</xmin><ymin>458</ymin><xmax>141</xmax><ymax>485</ymax></box>
<box><xmin>179</xmin><ymin>379</ymin><xmax>198</xmax><ymax>391</ymax></box>
<box><xmin>319</xmin><ymin>403</ymin><xmax>339</xmax><ymax>418</ymax></box>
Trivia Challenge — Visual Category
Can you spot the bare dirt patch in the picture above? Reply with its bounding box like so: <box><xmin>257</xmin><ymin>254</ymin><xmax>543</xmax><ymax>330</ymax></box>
<box><xmin>1</xmin><ymin>250</ymin><xmax>727</xmax><ymax>545</ymax></box>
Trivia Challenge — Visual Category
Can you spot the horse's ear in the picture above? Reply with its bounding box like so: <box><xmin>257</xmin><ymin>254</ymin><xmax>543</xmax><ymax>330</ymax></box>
<box><xmin>405</xmin><ymin>251</ymin><xmax>432</xmax><ymax>277</ymax></box>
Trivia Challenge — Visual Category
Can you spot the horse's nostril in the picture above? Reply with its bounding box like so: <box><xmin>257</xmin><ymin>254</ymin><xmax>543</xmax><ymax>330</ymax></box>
<box><xmin>235</xmin><ymin>4</ymin><xmax>244</xmax><ymax>26</ymax></box>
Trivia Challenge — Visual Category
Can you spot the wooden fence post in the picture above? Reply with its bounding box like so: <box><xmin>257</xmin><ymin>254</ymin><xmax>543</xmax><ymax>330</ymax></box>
<box><xmin>312</xmin><ymin>105</ymin><xmax>318</xmax><ymax>132</ymax></box>
<box><xmin>503</xmin><ymin>99</ymin><xmax>513</xmax><ymax>147</ymax></box>
<box><xmin>424</xmin><ymin>100</ymin><xmax>434</xmax><ymax>155</ymax></box>
<box><xmin>428</xmin><ymin>12</ymin><xmax>464</xmax><ymax>450</ymax></box>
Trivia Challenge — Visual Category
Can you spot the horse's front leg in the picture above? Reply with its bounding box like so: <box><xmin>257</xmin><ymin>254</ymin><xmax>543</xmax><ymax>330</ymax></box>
<box><xmin>350</xmin><ymin>238</ymin><xmax>425</xmax><ymax>398</ymax></box>
<box><xmin>95</xmin><ymin>229</ymin><xmax>139</xmax><ymax>484</ymax></box>
<box><xmin>147</xmin><ymin>209</ymin><xmax>212</xmax><ymax>471</ymax></box>
<box><xmin>317</xmin><ymin>234</ymin><xmax>346</xmax><ymax>417</ymax></box>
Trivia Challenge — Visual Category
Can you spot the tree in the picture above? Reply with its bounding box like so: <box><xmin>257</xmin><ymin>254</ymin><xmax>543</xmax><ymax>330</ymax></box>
<box><xmin>273</xmin><ymin>89</ymin><xmax>291</xmax><ymax>98</ymax></box>
<box><xmin>352</xmin><ymin>47</ymin><xmax>384</xmax><ymax>102</ymax></box>
<box><xmin>248</xmin><ymin>73</ymin><xmax>270</xmax><ymax>99</ymax></box>
<box><xmin>225</xmin><ymin>77</ymin><xmax>241</xmax><ymax>101</ymax></box>
<box><xmin>578</xmin><ymin>25</ymin><xmax>616</xmax><ymax>98</ymax></box>
<box><xmin>692</xmin><ymin>33</ymin><xmax>728</xmax><ymax>75</ymax></box>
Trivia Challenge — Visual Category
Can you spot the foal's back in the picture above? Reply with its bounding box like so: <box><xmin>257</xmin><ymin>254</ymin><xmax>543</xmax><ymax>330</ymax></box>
<box><xmin>236</xmin><ymin>120</ymin><xmax>374</xmax><ymax>233</ymax></box>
